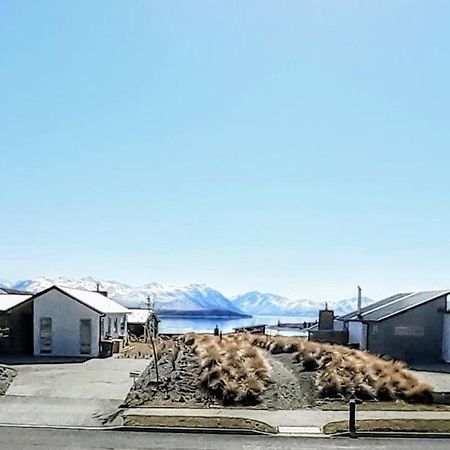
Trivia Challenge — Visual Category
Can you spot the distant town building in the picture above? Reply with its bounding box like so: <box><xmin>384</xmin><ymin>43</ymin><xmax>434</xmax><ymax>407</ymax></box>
<box><xmin>127</xmin><ymin>308</ymin><xmax>159</xmax><ymax>338</ymax></box>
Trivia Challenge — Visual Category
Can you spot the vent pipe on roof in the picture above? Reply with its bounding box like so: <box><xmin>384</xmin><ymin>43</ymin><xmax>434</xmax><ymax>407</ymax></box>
<box><xmin>357</xmin><ymin>285</ymin><xmax>362</xmax><ymax>318</ymax></box>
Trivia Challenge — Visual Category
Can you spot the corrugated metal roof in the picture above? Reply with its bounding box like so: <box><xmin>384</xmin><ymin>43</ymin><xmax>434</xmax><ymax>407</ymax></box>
<box><xmin>0</xmin><ymin>294</ymin><xmax>32</xmax><ymax>311</ymax></box>
<box><xmin>57</xmin><ymin>287</ymin><xmax>129</xmax><ymax>314</ymax></box>
<box><xmin>339</xmin><ymin>292</ymin><xmax>412</xmax><ymax>321</ymax></box>
<box><xmin>127</xmin><ymin>309</ymin><xmax>151</xmax><ymax>324</ymax></box>
<box><xmin>340</xmin><ymin>290</ymin><xmax>450</xmax><ymax>322</ymax></box>
<box><xmin>362</xmin><ymin>290</ymin><xmax>449</xmax><ymax>321</ymax></box>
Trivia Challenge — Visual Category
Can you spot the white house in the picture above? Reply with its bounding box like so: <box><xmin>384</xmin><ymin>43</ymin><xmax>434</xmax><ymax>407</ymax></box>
<box><xmin>30</xmin><ymin>286</ymin><xmax>129</xmax><ymax>357</ymax></box>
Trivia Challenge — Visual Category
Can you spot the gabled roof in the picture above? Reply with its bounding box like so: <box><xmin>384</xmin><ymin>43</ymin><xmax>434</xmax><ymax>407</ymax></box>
<box><xmin>339</xmin><ymin>290</ymin><xmax>450</xmax><ymax>322</ymax></box>
<box><xmin>0</xmin><ymin>294</ymin><xmax>32</xmax><ymax>312</ymax></box>
<box><xmin>31</xmin><ymin>286</ymin><xmax>129</xmax><ymax>315</ymax></box>
<box><xmin>338</xmin><ymin>293</ymin><xmax>412</xmax><ymax>321</ymax></box>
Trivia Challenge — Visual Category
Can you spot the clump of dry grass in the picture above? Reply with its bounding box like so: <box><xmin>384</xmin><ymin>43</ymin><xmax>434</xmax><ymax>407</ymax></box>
<box><xmin>253</xmin><ymin>335</ymin><xmax>433</xmax><ymax>403</ymax></box>
<box><xmin>184</xmin><ymin>333</ymin><xmax>272</xmax><ymax>405</ymax></box>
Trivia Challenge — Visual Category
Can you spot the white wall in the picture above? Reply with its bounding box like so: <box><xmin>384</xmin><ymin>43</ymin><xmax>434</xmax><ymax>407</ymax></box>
<box><xmin>348</xmin><ymin>321</ymin><xmax>367</xmax><ymax>349</ymax></box>
<box><xmin>33</xmin><ymin>289</ymin><xmax>101</xmax><ymax>357</ymax></box>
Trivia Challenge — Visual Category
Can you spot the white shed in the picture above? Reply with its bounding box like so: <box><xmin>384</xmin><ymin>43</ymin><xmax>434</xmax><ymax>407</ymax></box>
<box><xmin>32</xmin><ymin>286</ymin><xmax>129</xmax><ymax>357</ymax></box>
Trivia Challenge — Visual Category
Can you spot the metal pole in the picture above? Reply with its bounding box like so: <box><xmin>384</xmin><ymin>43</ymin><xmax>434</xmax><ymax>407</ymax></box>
<box><xmin>357</xmin><ymin>285</ymin><xmax>362</xmax><ymax>318</ymax></box>
<box><xmin>348</xmin><ymin>398</ymin><xmax>357</xmax><ymax>438</ymax></box>
<box><xmin>149</xmin><ymin>333</ymin><xmax>159</xmax><ymax>383</ymax></box>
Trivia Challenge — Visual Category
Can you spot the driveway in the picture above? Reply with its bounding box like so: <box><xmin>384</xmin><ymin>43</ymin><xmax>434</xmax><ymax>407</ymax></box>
<box><xmin>411</xmin><ymin>370</ymin><xmax>450</xmax><ymax>393</ymax></box>
<box><xmin>0</xmin><ymin>357</ymin><xmax>148</xmax><ymax>427</ymax></box>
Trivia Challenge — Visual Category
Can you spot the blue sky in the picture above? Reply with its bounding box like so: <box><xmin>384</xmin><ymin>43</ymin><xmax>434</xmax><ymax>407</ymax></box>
<box><xmin>1</xmin><ymin>1</ymin><xmax>450</xmax><ymax>301</ymax></box>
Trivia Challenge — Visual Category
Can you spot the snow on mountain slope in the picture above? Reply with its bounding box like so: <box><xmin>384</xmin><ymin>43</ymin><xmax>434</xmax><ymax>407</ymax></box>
<box><xmin>0</xmin><ymin>279</ymin><xmax>12</xmax><ymax>288</ymax></box>
<box><xmin>231</xmin><ymin>292</ymin><xmax>374</xmax><ymax>316</ymax></box>
<box><xmin>11</xmin><ymin>277</ymin><xmax>248</xmax><ymax>317</ymax></box>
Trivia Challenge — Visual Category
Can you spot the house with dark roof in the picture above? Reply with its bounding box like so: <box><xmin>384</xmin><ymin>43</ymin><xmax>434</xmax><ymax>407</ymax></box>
<box><xmin>337</xmin><ymin>290</ymin><xmax>450</xmax><ymax>363</ymax></box>
<box><xmin>0</xmin><ymin>286</ymin><xmax>130</xmax><ymax>357</ymax></box>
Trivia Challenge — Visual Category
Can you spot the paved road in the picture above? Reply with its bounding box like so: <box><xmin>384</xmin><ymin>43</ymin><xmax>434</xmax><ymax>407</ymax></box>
<box><xmin>0</xmin><ymin>357</ymin><xmax>148</xmax><ymax>426</ymax></box>
<box><xmin>0</xmin><ymin>427</ymin><xmax>448</xmax><ymax>449</ymax></box>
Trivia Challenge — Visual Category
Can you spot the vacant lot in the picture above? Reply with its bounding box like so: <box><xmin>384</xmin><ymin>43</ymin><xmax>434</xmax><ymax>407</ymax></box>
<box><xmin>125</xmin><ymin>333</ymin><xmax>438</xmax><ymax>410</ymax></box>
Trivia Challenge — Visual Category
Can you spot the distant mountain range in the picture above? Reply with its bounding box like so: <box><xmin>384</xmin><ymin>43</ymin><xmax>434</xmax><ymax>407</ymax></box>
<box><xmin>1</xmin><ymin>276</ymin><xmax>374</xmax><ymax>318</ymax></box>
<box><xmin>231</xmin><ymin>291</ymin><xmax>373</xmax><ymax>317</ymax></box>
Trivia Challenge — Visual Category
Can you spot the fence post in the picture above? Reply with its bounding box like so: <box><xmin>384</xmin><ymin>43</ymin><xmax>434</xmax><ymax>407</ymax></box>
<box><xmin>348</xmin><ymin>396</ymin><xmax>357</xmax><ymax>438</ymax></box>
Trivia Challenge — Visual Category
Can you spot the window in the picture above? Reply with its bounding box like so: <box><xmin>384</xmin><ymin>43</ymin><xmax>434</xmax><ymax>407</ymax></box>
<box><xmin>107</xmin><ymin>317</ymin><xmax>112</xmax><ymax>335</ymax></box>
<box><xmin>113</xmin><ymin>317</ymin><xmax>118</xmax><ymax>333</ymax></box>
<box><xmin>394</xmin><ymin>325</ymin><xmax>425</xmax><ymax>336</ymax></box>
<box><xmin>40</xmin><ymin>317</ymin><xmax>52</xmax><ymax>354</ymax></box>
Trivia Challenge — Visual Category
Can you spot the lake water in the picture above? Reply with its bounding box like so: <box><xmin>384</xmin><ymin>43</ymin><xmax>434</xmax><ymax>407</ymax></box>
<box><xmin>158</xmin><ymin>315</ymin><xmax>317</xmax><ymax>335</ymax></box>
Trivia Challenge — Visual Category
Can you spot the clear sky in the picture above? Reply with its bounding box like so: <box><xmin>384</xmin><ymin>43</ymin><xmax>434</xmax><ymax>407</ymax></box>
<box><xmin>1</xmin><ymin>1</ymin><xmax>450</xmax><ymax>301</ymax></box>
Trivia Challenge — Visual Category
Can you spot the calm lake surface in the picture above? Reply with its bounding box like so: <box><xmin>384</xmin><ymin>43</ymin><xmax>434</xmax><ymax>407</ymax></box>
<box><xmin>158</xmin><ymin>315</ymin><xmax>317</xmax><ymax>335</ymax></box>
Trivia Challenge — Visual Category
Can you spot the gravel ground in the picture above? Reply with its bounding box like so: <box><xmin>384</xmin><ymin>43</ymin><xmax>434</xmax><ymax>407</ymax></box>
<box><xmin>0</xmin><ymin>366</ymin><xmax>16</xmax><ymax>395</ymax></box>
<box><xmin>262</xmin><ymin>353</ymin><xmax>318</xmax><ymax>409</ymax></box>
<box><xmin>124</xmin><ymin>341</ymin><xmax>221</xmax><ymax>408</ymax></box>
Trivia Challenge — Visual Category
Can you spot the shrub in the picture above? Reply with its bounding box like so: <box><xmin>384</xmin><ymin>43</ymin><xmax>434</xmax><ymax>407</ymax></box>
<box><xmin>185</xmin><ymin>332</ymin><xmax>272</xmax><ymax>405</ymax></box>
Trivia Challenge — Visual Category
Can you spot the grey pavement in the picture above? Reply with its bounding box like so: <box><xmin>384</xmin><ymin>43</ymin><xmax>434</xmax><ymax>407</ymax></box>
<box><xmin>0</xmin><ymin>427</ymin><xmax>449</xmax><ymax>450</ymax></box>
<box><xmin>0</xmin><ymin>357</ymin><xmax>148</xmax><ymax>426</ymax></box>
<box><xmin>124</xmin><ymin>407</ymin><xmax>450</xmax><ymax>430</ymax></box>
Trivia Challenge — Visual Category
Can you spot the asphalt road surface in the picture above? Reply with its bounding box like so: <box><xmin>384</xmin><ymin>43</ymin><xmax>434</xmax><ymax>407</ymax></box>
<box><xmin>0</xmin><ymin>427</ymin><xmax>448</xmax><ymax>450</ymax></box>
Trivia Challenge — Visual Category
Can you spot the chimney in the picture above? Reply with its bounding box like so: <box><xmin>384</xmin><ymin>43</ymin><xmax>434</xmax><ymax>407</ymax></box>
<box><xmin>95</xmin><ymin>282</ymin><xmax>108</xmax><ymax>297</ymax></box>
<box><xmin>357</xmin><ymin>285</ymin><xmax>362</xmax><ymax>318</ymax></box>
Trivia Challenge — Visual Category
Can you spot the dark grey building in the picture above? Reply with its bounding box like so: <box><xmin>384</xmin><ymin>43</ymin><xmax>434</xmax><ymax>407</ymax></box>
<box><xmin>337</xmin><ymin>290</ymin><xmax>450</xmax><ymax>364</ymax></box>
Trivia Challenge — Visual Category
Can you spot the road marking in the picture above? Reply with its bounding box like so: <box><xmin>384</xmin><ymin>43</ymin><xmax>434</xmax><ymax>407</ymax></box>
<box><xmin>278</xmin><ymin>426</ymin><xmax>322</xmax><ymax>435</ymax></box>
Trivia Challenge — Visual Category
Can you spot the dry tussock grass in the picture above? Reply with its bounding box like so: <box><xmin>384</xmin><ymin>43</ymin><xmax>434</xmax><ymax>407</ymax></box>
<box><xmin>183</xmin><ymin>332</ymin><xmax>272</xmax><ymax>405</ymax></box>
<box><xmin>255</xmin><ymin>335</ymin><xmax>433</xmax><ymax>402</ymax></box>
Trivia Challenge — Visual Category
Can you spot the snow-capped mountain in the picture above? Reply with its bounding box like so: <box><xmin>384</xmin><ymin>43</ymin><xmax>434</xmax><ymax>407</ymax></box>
<box><xmin>231</xmin><ymin>291</ymin><xmax>374</xmax><ymax>317</ymax></box>
<box><xmin>2</xmin><ymin>276</ymin><xmax>375</xmax><ymax>318</ymax></box>
<box><xmin>332</xmin><ymin>296</ymin><xmax>374</xmax><ymax>316</ymax></box>
<box><xmin>8</xmin><ymin>276</ymin><xmax>249</xmax><ymax>318</ymax></box>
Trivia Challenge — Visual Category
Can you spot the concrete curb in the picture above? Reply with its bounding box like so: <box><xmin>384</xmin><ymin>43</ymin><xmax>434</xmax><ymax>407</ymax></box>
<box><xmin>120</xmin><ymin>425</ymin><xmax>272</xmax><ymax>435</ymax></box>
<box><xmin>332</xmin><ymin>430</ymin><xmax>450</xmax><ymax>439</ymax></box>
<box><xmin>0</xmin><ymin>423</ymin><xmax>272</xmax><ymax>436</ymax></box>
<box><xmin>0</xmin><ymin>423</ymin><xmax>123</xmax><ymax>431</ymax></box>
